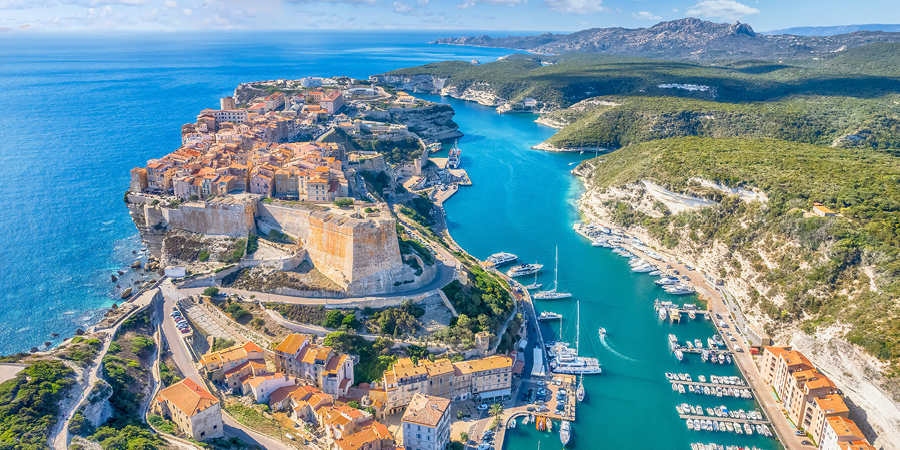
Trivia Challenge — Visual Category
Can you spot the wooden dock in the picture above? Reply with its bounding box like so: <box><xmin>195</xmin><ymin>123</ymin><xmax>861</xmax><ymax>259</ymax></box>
<box><xmin>679</xmin><ymin>414</ymin><xmax>770</xmax><ymax>425</ymax></box>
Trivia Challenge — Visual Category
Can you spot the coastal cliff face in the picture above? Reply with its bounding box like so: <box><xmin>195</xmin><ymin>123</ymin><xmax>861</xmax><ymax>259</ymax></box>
<box><xmin>387</xmin><ymin>104</ymin><xmax>463</xmax><ymax>140</ymax></box>
<box><xmin>572</xmin><ymin>159</ymin><xmax>900</xmax><ymax>450</ymax></box>
<box><xmin>378</xmin><ymin>74</ymin><xmax>509</xmax><ymax>110</ymax></box>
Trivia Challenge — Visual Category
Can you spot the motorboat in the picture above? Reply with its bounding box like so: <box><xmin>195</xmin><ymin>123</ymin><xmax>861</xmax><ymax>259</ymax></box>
<box><xmin>507</xmin><ymin>263</ymin><xmax>543</xmax><ymax>277</ymax></box>
<box><xmin>675</xmin><ymin>349</ymin><xmax>684</xmax><ymax>362</ymax></box>
<box><xmin>655</xmin><ymin>277</ymin><xmax>680</xmax><ymax>286</ymax></box>
<box><xmin>538</xmin><ymin>311</ymin><xmax>563</xmax><ymax>321</ymax></box>
<box><xmin>598</xmin><ymin>327</ymin><xmax>606</xmax><ymax>338</ymax></box>
<box><xmin>560</xmin><ymin>420</ymin><xmax>571</xmax><ymax>445</ymax></box>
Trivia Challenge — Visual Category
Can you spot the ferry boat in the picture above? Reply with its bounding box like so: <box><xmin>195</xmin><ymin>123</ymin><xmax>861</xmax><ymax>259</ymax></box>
<box><xmin>538</xmin><ymin>311</ymin><xmax>563</xmax><ymax>321</ymax></box>
<box><xmin>507</xmin><ymin>263</ymin><xmax>543</xmax><ymax>277</ymax></box>
<box><xmin>559</xmin><ymin>420</ymin><xmax>571</xmax><ymax>445</ymax></box>
<box><xmin>486</xmin><ymin>252</ymin><xmax>518</xmax><ymax>266</ymax></box>
<box><xmin>447</xmin><ymin>141</ymin><xmax>461</xmax><ymax>169</ymax></box>
<box><xmin>551</xmin><ymin>302</ymin><xmax>601</xmax><ymax>374</ymax></box>
<box><xmin>534</xmin><ymin>247</ymin><xmax>572</xmax><ymax>300</ymax></box>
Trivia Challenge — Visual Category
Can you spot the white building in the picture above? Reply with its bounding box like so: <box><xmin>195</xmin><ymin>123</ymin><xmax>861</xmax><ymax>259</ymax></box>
<box><xmin>213</xmin><ymin>109</ymin><xmax>248</xmax><ymax>124</ymax></box>
<box><xmin>301</xmin><ymin>77</ymin><xmax>323</xmax><ymax>88</ymax></box>
<box><xmin>241</xmin><ymin>373</ymin><xmax>297</xmax><ymax>404</ymax></box>
<box><xmin>401</xmin><ymin>394</ymin><xmax>451</xmax><ymax>450</ymax></box>
<box><xmin>820</xmin><ymin>417</ymin><xmax>872</xmax><ymax>450</ymax></box>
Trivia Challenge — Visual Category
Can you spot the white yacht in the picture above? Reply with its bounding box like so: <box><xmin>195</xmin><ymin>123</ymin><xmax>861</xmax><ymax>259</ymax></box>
<box><xmin>538</xmin><ymin>311</ymin><xmax>563</xmax><ymax>321</ymax></box>
<box><xmin>486</xmin><ymin>252</ymin><xmax>517</xmax><ymax>266</ymax></box>
<box><xmin>534</xmin><ymin>247</ymin><xmax>571</xmax><ymax>299</ymax></box>
<box><xmin>655</xmin><ymin>277</ymin><xmax>680</xmax><ymax>286</ymax></box>
<box><xmin>560</xmin><ymin>420</ymin><xmax>571</xmax><ymax>445</ymax></box>
<box><xmin>666</xmin><ymin>285</ymin><xmax>696</xmax><ymax>295</ymax></box>
<box><xmin>632</xmin><ymin>264</ymin><xmax>656</xmax><ymax>273</ymax></box>
<box><xmin>551</xmin><ymin>302</ymin><xmax>601</xmax><ymax>374</ymax></box>
<box><xmin>507</xmin><ymin>263</ymin><xmax>543</xmax><ymax>277</ymax></box>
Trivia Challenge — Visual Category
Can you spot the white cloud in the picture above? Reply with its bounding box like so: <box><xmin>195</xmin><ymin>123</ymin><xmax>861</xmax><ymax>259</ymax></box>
<box><xmin>284</xmin><ymin>0</ymin><xmax>377</xmax><ymax>5</ymax></box>
<box><xmin>686</xmin><ymin>0</ymin><xmax>759</xmax><ymax>21</ymax></box>
<box><xmin>0</xmin><ymin>0</ymin><xmax>55</xmax><ymax>9</ymax></box>
<box><xmin>631</xmin><ymin>10</ymin><xmax>659</xmax><ymax>19</ymax></box>
<box><xmin>543</xmin><ymin>0</ymin><xmax>605</xmax><ymax>14</ymax></box>
<box><xmin>61</xmin><ymin>0</ymin><xmax>147</xmax><ymax>6</ymax></box>
<box><xmin>182</xmin><ymin>7</ymin><xmax>191</xmax><ymax>14</ymax></box>
<box><xmin>164</xmin><ymin>0</ymin><xmax>176</xmax><ymax>7</ymax></box>
<box><xmin>458</xmin><ymin>0</ymin><xmax>522</xmax><ymax>10</ymax></box>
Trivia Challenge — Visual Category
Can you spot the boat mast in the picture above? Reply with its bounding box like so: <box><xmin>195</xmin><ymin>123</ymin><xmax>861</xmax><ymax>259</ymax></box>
<box><xmin>575</xmin><ymin>300</ymin><xmax>580</xmax><ymax>357</ymax></box>
<box><xmin>554</xmin><ymin>246</ymin><xmax>559</xmax><ymax>292</ymax></box>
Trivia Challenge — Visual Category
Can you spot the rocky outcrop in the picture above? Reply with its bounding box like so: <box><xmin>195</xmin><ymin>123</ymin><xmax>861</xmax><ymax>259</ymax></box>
<box><xmin>431</xmin><ymin>18</ymin><xmax>900</xmax><ymax>60</ymax></box>
<box><xmin>386</xmin><ymin>104</ymin><xmax>463</xmax><ymax>140</ymax></box>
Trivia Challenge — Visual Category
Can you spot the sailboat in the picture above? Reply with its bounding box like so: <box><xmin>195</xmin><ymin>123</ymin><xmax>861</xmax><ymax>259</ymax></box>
<box><xmin>576</xmin><ymin>373</ymin><xmax>585</xmax><ymax>402</ymax></box>
<box><xmin>550</xmin><ymin>301</ymin><xmax>601</xmax><ymax>374</ymax></box>
<box><xmin>533</xmin><ymin>247</ymin><xmax>572</xmax><ymax>299</ymax></box>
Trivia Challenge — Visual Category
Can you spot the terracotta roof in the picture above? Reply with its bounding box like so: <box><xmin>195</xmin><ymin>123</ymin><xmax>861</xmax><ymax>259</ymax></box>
<box><xmin>401</xmin><ymin>394</ymin><xmax>450</xmax><ymax>427</ymax></box>
<box><xmin>325</xmin><ymin>354</ymin><xmax>348</xmax><ymax>375</ymax></box>
<box><xmin>814</xmin><ymin>394</ymin><xmax>849</xmax><ymax>415</ymax></box>
<box><xmin>458</xmin><ymin>355</ymin><xmax>513</xmax><ymax>373</ymax></box>
<box><xmin>224</xmin><ymin>360</ymin><xmax>267</xmax><ymax>377</ymax></box>
<box><xmin>838</xmin><ymin>441</ymin><xmax>876</xmax><ymax>450</ymax></box>
<box><xmin>157</xmin><ymin>378</ymin><xmax>219</xmax><ymax>417</ymax></box>
<box><xmin>275</xmin><ymin>333</ymin><xmax>308</xmax><ymax>355</ymax></box>
<box><xmin>269</xmin><ymin>385</ymin><xmax>304</xmax><ymax>406</ymax></box>
<box><xmin>334</xmin><ymin>423</ymin><xmax>393</xmax><ymax>450</ymax></box>
<box><xmin>244</xmin><ymin>372</ymin><xmax>289</xmax><ymax>388</ymax></box>
<box><xmin>827</xmin><ymin>417</ymin><xmax>865</xmax><ymax>439</ymax></box>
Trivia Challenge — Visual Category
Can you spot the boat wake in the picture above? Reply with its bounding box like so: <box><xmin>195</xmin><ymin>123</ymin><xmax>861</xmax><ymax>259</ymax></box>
<box><xmin>600</xmin><ymin>336</ymin><xmax>639</xmax><ymax>362</ymax></box>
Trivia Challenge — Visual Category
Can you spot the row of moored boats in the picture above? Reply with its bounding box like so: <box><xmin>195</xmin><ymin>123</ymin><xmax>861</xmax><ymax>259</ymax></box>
<box><xmin>676</xmin><ymin>403</ymin><xmax>765</xmax><ymax>421</ymax></box>
<box><xmin>692</xmin><ymin>444</ymin><xmax>767</xmax><ymax>450</ymax></box>
<box><xmin>685</xmin><ymin>418</ymin><xmax>772</xmax><ymax>437</ymax></box>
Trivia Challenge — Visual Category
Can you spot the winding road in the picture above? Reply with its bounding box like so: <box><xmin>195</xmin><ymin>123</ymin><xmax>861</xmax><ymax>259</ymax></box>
<box><xmin>157</xmin><ymin>281</ymin><xmax>295</xmax><ymax>450</ymax></box>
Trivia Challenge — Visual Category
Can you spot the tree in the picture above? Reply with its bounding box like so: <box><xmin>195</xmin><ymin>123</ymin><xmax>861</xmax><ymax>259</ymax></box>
<box><xmin>342</xmin><ymin>313</ymin><xmax>360</xmax><ymax>330</ymax></box>
<box><xmin>322</xmin><ymin>310</ymin><xmax>346</xmax><ymax>328</ymax></box>
<box><xmin>202</xmin><ymin>286</ymin><xmax>219</xmax><ymax>297</ymax></box>
<box><xmin>348</xmin><ymin>400</ymin><xmax>361</xmax><ymax>409</ymax></box>
<box><xmin>459</xmin><ymin>432</ymin><xmax>469</xmax><ymax>442</ymax></box>
<box><xmin>334</xmin><ymin>198</ymin><xmax>354</xmax><ymax>207</ymax></box>
<box><xmin>489</xmin><ymin>403</ymin><xmax>504</xmax><ymax>430</ymax></box>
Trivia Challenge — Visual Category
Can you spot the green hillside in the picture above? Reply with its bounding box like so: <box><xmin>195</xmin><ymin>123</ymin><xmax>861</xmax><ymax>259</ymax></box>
<box><xmin>583</xmin><ymin>137</ymin><xmax>900</xmax><ymax>366</ymax></box>
<box><xmin>543</xmin><ymin>95</ymin><xmax>900</xmax><ymax>152</ymax></box>
<box><xmin>382</xmin><ymin>44</ymin><xmax>900</xmax><ymax>107</ymax></box>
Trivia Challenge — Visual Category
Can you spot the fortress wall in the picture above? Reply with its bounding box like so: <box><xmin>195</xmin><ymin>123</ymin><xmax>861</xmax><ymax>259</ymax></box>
<box><xmin>305</xmin><ymin>212</ymin><xmax>355</xmax><ymax>287</ymax></box>
<box><xmin>158</xmin><ymin>201</ymin><xmax>255</xmax><ymax>237</ymax></box>
<box><xmin>350</xmin><ymin>217</ymin><xmax>404</xmax><ymax>281</ymax></box>
<box><xmin>256</xmin><ymin>203</ymin><xmax>313</xmax><ymax>241</ymax></box>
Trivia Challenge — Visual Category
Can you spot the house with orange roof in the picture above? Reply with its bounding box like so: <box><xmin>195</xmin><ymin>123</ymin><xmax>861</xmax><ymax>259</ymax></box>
<box><xmin>274</xmin><ymin>334</ymin><xmax>355</xmax><ymax>397</ymax></box>
<box><xmin>199</xmin><ymin>341</ymin><xmax>265</xmax><ymax>383</ymax></box>
<box><xmin>222</xmin><ymin>359</ymin><xmax>268</xmax><ymax>393</ymax></box>
<box><xmin>784</xmin><ymin>368</ymin><xmax>839</xmax><ymax>430</ymax></box>
<box><xmin>318</xmin><ymin>404</ymin><xmax>373</xmax><ymax>439</ymax></box>
<box><xmin>269</xmin><ymin>384</ymin><xmax>335</xmax><ymax>425</ymax></box>
<box><xmin>241</xmin><ymin>372</ymin><xmax>297</xmax><ymax>404</ymax></box>
<box><xmin>821</xmin><ymin>417</ymin><xmax>869</xmax><ymax>450</ymax></box>
<box><xmin>401</xmin><ymin>394</ymin><xmax>450</xmax><ymax>450</ymax></box>
<box><xmin>333</xmin><ymin>421</ymin><xmax>396</xmax><ymax>450</ymax></box>
<box><xmin>155</xmin><ymin>378</ymin><xmax>224</xmax><ymax>441</ymax></box>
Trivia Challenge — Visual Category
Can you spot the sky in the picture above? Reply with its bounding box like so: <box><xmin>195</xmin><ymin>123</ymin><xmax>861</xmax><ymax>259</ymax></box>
<box><xmin>0</xmin><ymin>0</ymin><xmax>898</xmax><ymax>33</ymax></box>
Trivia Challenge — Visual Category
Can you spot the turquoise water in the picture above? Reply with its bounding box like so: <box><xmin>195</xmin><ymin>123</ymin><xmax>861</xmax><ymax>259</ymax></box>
<box><xmin>420</xmin><ymin>94</ymin><xmax>782</xmax><ymax>450</ymax></box>
<box><xmin>0</xmin><ymin>32</ymin><xmax>514</xmax><ymax>354</ymax></box>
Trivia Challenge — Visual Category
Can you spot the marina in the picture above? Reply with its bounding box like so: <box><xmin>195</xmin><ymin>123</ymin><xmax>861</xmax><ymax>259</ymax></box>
<box><xmin>427</xmin><ymin>93</ymin><xmax>781</xmax><ymax>450</ymax></box>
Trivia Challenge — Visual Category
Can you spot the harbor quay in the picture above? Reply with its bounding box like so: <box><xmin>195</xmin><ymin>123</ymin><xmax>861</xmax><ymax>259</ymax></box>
<box><xmin>573</xmin><ymin>220</ymin><xmax>806</xmax><ymax>450</ymax></box>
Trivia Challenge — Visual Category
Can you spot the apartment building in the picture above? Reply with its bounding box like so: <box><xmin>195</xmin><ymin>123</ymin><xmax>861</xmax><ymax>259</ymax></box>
<box><xmin>129</xmin><ymin>167</ymin><xmax>148</xmax><ymax>193</ymax></box>
<box><xmin>155</xmin><ymin>378</ymin><xmax>224</xmax><ymax>441</ymax></box>
<box><xmin>382</xmin><ymin>355</ymin><xmax>513</xmax><ymax>415</ymax></box>
<box><xmin>820</xmin><ymin>417</ymin><xmax>873</xmax><ymax>450</ymax></box>
<box><xmin>321</xmin><ymin>91</ymin><xmax>345</xmax><ymax>114</ymax></box>
<box><xmin>759</xmin><ymin>346</ymin><xmax>860</xmax><ymax>445</ymax></box>
<box><xmin>401</xmin><ymin>394</ymin><xmax>451</xmax><ymax>450</ymax></box>
<box><xmin>273</xmin><ymin>334</ymin><xmax>355</xmax><ymax>397</ymax></box>
<box><xmin>269</xmin><ymin>384</ymin><xmax>335</xmax><ymax>424</ymax></box>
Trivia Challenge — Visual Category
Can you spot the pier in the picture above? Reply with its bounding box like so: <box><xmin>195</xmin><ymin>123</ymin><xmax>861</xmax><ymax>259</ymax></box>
<box><xmin>679</xmin><ymin>414</ymin><xmax>770</xmax><ymax>425</ymax></box>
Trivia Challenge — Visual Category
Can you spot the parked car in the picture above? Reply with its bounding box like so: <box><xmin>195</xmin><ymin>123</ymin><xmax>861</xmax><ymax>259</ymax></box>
<box><xmin>536</xmin><ymin>381</ymin><xmax>547</xmax><ymax>386</ymax></box>
<box><xmin>477</xmin><ymin>404</ymin><xmax>488</xmax><ymax>411</ymax></box>
<box><xmin>673</xmin><ymin>270</ymin><xmax>680</xmax><ymax>275</ymax></box>
<box><xmin>179</xmin><ymin>327</ymin><xmax>190</xmax><ymax>334</ymax></box>
<box><xmin>526</xmin><ymin>406</ymin><xmax>535</xmax><ymax>412</ymax></box>
<box><xmin>794</xmin><ymin>431</ymin><xmax>805</xmax><ymax>436</ymax></box>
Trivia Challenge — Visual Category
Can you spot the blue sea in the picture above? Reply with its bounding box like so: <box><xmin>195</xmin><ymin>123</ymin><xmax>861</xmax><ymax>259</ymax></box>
<box><xmin>0</xmin><ymin>31</ymin><xmax>513</xmax><ymax>354</ymax></box>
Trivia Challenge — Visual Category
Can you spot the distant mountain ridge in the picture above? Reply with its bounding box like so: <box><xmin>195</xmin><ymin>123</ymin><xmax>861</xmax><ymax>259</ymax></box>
<box><xmin>764</xmin><ymin>24</ymin><xmax>900</xmax><ymax>36</ymax></box>
<box><xmin>431</xmin><ymin>18</ymin><xmax>900</xmax><ymax>60</ymax></box>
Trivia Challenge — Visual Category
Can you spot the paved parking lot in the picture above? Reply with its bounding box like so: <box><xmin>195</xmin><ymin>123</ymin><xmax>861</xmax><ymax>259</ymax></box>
<box><xmin>182</xmin><ymin>303</ymin><xmax>233</xmax><ymax>340</ymax></box>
